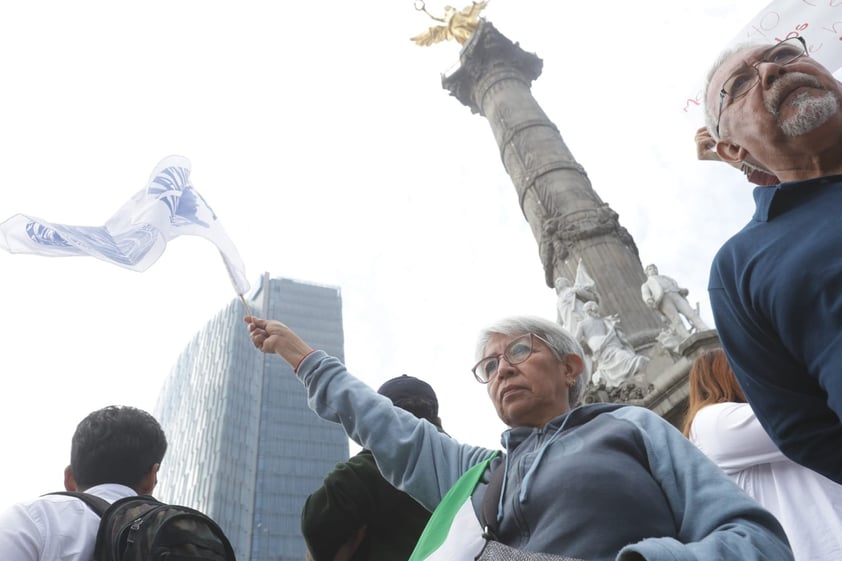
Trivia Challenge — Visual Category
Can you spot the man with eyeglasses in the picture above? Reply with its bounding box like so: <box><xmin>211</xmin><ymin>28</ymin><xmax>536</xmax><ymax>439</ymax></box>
<box><xmin>703</xmin><ymin>36</ymin><xmax>842</xmax><ymax>484</ymax></box>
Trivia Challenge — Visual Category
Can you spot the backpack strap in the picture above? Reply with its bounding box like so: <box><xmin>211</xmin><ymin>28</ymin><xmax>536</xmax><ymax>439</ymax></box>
<box><xmin>479</xmin><ymin>458</ymin><xmax>506</xmax><ymax>538</ymax></box>
<box><xmin>44</xmin><ymin>491</ymin><xmax>110</xmax><ymax>517</ymax></box>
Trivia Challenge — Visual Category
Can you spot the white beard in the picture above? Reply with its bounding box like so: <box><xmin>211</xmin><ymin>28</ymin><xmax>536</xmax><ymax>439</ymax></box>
<box><xmin>778</xmin><ymin>90</ymin><xmax>839</xmax><ymax>137</ymax></box>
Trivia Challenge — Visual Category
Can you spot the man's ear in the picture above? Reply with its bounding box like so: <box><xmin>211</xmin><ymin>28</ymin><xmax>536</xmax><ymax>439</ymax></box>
<box><xmin>137</xmin><ymin>463</ymin><xmax>160</xmax><ymax>496</ymax></box>
<box><xmin>715</xmin><ymin>139</ymin><xmax>749</xmax><ymax>166</ymax></box>
<box><xmin>64</xmin><ymin>465</ymin><xmax>77</xmax><ymax>492</ymax></box>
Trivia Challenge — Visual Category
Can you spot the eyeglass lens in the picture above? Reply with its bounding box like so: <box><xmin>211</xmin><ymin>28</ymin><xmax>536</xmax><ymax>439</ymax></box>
<box><xmin>723</xmin><ymin>38</ymin><xmax>806</xmax><ymax>100</ymax></box>
<box><xmin>474</xmin><ymin>334</ymin><xmax>533</xmax><ymax>382</ymax></box>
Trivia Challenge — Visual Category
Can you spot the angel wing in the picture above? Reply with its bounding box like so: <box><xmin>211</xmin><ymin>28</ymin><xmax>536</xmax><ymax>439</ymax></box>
<box><xmin>459</xmin><ymin>0</ymin><xmax>489</xmax><ymax>20</ymax></box>
<box><xmin>410</xmin><ymin>25</ymin><xmax>453</xmax><ymax>47</ymax></box>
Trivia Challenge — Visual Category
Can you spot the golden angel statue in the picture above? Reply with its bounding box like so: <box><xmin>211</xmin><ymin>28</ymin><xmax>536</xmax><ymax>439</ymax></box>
<box><xmin>411</xmin><ymin>0</ymin><xmax>489</xmax><ymax>46</ymax></box>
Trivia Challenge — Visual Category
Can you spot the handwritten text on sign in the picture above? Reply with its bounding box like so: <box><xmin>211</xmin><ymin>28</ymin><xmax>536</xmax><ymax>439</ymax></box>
<box><xmin>683</xmin><ymin>0</ymin><xmax>842</xmax><ymax>118</ymax></box>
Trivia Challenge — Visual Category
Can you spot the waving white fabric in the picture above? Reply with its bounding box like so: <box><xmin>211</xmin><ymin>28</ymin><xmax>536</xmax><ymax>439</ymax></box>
<box><xmin>0</xmin><ymin>156</ymin><xmax>250</xmax><ymax>295</ymax></box>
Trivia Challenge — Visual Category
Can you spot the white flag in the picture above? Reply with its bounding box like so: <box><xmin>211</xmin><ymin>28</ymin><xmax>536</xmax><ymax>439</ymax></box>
<box><xmin>0</xmin><ymin>155</ymin><xmax>250</xmax><ymax>295</ymax></box>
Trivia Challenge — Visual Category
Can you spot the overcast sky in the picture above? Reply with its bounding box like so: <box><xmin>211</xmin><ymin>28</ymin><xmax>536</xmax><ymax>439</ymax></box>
<box><xmin>0</xmin><ymin>0</ymin><xmax>777</xmax><ymax>505</ymax></box>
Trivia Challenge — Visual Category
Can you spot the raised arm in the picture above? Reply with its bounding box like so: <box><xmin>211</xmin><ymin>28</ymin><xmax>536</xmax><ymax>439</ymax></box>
<box><xmin>243</xmin><ymin>315</ymin><xmax>496</xmax><ymax>511</ymax></box>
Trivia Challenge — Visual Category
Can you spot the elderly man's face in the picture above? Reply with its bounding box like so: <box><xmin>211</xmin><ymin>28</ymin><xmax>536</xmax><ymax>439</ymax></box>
<box><xmin>484</xmin><ymin>333</ymin><xmax>581</xmax><ymax>428</ymax></box>
<box><xmin>709</xmin><ymin>44</ymin><xmax>842</xmax><ymax>169</ymax></box>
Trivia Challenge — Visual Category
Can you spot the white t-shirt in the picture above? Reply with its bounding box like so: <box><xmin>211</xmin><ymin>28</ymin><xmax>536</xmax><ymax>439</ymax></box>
<box><xmin>0</xmin><ymin>483</ymin><xmax>136</xmax><ymax>561</ymax></box>
<box><xmin>691</xmin><ymin>402</ymin><xmax>842</xmax><ymax>561</ymax></box>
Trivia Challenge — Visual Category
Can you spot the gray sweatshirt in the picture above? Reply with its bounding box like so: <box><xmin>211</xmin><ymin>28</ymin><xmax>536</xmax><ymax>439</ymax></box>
<box><xmin>297</xmin><ymin>351</ymin><xmax>792</xmax><ymax>561</ymax></box>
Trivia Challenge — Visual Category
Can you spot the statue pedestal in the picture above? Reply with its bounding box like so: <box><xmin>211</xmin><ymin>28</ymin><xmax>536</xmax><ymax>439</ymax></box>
<box><xmin>678</xmin><ymin>329</ymin><xmax>720</xmax><ymax>357</ymax></box>
<box><xmin>581</xmin><ymin>329</ymin><xmax>720</xmax><ymax>428</ymax></box>
<box><xmin>637</xmin><ymin>330</ymin><xmax>720</xmax><ymax>427</ymax></box>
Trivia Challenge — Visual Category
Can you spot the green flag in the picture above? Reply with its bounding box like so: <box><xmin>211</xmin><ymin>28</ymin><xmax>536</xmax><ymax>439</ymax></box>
<box><xmin>408</xmin><ymin>454</ymin><xmax>498</xmax><ymax>561</ymax></box>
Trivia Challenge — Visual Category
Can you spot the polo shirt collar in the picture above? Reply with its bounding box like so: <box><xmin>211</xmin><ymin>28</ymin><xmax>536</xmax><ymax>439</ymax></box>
<box><xmin>752</xmin><ymin>174</ymin><xmax>842</xmax><ymax>222</ymax></box>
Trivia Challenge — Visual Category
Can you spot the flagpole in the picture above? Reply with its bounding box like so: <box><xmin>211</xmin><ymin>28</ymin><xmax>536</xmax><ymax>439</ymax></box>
<box><xmin>239</xmin><ymin>294</ymin><xmax>255</xmax><ymax>319</ymax></box>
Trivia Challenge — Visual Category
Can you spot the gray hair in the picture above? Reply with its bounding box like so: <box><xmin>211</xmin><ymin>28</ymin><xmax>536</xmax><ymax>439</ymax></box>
<box><xmin>475</xmin><ymin>315</ymin><xmax>588</xmax><ymax>408</ymax></box>
<box><xmin>703</xmin><ymin>40</ymin><xmax>770</xmax><ymax>142</ymax></box>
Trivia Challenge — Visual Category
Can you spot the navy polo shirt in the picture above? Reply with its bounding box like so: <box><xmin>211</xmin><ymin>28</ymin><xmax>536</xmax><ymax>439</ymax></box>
<box><xmin>709</xmin><ymin>175</ymin><xmax>842</xmax><ymax>484</ymax></box>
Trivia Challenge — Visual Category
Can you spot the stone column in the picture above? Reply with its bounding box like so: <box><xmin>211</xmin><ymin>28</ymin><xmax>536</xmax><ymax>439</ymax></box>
<box><xmin>442</xmin><ymin>21</ymin><xmax>661</xmax><ymax>343</ymax></box>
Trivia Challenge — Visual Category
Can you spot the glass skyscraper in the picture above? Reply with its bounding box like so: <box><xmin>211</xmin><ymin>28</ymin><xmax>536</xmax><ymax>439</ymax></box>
<box><xmin>154</xmin><ymin>274</ymin><xmax>349</xmax><ymax>561</ymax></box>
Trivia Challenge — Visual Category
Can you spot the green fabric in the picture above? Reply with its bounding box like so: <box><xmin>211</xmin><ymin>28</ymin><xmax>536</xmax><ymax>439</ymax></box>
<box><xmin>407</xmin><ymin>453</ymin><xmax>499</xmax><ymax>561</ymax></box>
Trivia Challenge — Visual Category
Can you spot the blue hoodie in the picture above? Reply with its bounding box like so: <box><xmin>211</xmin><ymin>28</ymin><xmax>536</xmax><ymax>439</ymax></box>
<box><xmin>297</xmin><ymin>351</ymin><xmax>792</xmax><ymax>561</ymax></box>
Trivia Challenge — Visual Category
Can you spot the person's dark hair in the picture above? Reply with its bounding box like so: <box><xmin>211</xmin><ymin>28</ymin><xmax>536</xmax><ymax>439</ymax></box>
<box><xmin>71</xmin><ymin>405</ymin><xmax>168</xmax><ymax>490</ymax></box>
<box><xmin>682</xmin><ymin>349</ymin><xmax>747</xmax><ymax>437</ymax></box>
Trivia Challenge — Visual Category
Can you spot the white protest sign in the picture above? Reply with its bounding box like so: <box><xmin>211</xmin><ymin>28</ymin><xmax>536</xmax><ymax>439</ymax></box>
<box><xmin>682</xmin><ymin>0</ymin><xmax>842</xmax><ymax>121</ymax></box>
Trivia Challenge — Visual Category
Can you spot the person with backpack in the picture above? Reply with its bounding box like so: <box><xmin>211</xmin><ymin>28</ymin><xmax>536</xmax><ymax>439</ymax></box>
<box><xmin>0</xmin><ymin>405</ymin><xmax>167</xmax><ymax>560</ymax></box>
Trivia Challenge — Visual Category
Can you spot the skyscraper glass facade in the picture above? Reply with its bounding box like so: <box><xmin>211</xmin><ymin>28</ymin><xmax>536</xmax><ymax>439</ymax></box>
<box><xmin>155</xmin><ymin>274</ymin><xmax>349</xmax><ymax>561</ymax></box>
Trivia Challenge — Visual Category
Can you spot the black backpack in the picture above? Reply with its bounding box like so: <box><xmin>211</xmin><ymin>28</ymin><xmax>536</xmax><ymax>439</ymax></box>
<box><xmin>49</xmin><ymin>492</ymin><xmax>237</xmax><ymax>561</ymax></box>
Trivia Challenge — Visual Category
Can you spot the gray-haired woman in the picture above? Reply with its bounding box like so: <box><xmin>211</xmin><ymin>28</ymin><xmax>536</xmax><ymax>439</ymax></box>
<box><xmin>246</xmin><ymin>314</ymin><xmax>792</xmax><ymax>561</ymax></box>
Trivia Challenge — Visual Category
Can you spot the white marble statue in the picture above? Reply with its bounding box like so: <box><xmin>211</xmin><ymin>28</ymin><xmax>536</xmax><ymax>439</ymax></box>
<box><xmin>555</xmin><ymin>260</ymin><xmax>599</xmax><ymax>335</ymax></box>
<box><xmin>575</xmin><ymin>301</ymin><xmax>649</xmax><ymax>388</ymax></box>
<box><xmin>641</xmin><ymin>264</ymin><xmax>709</xmax><ymax>338</ymax></box>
